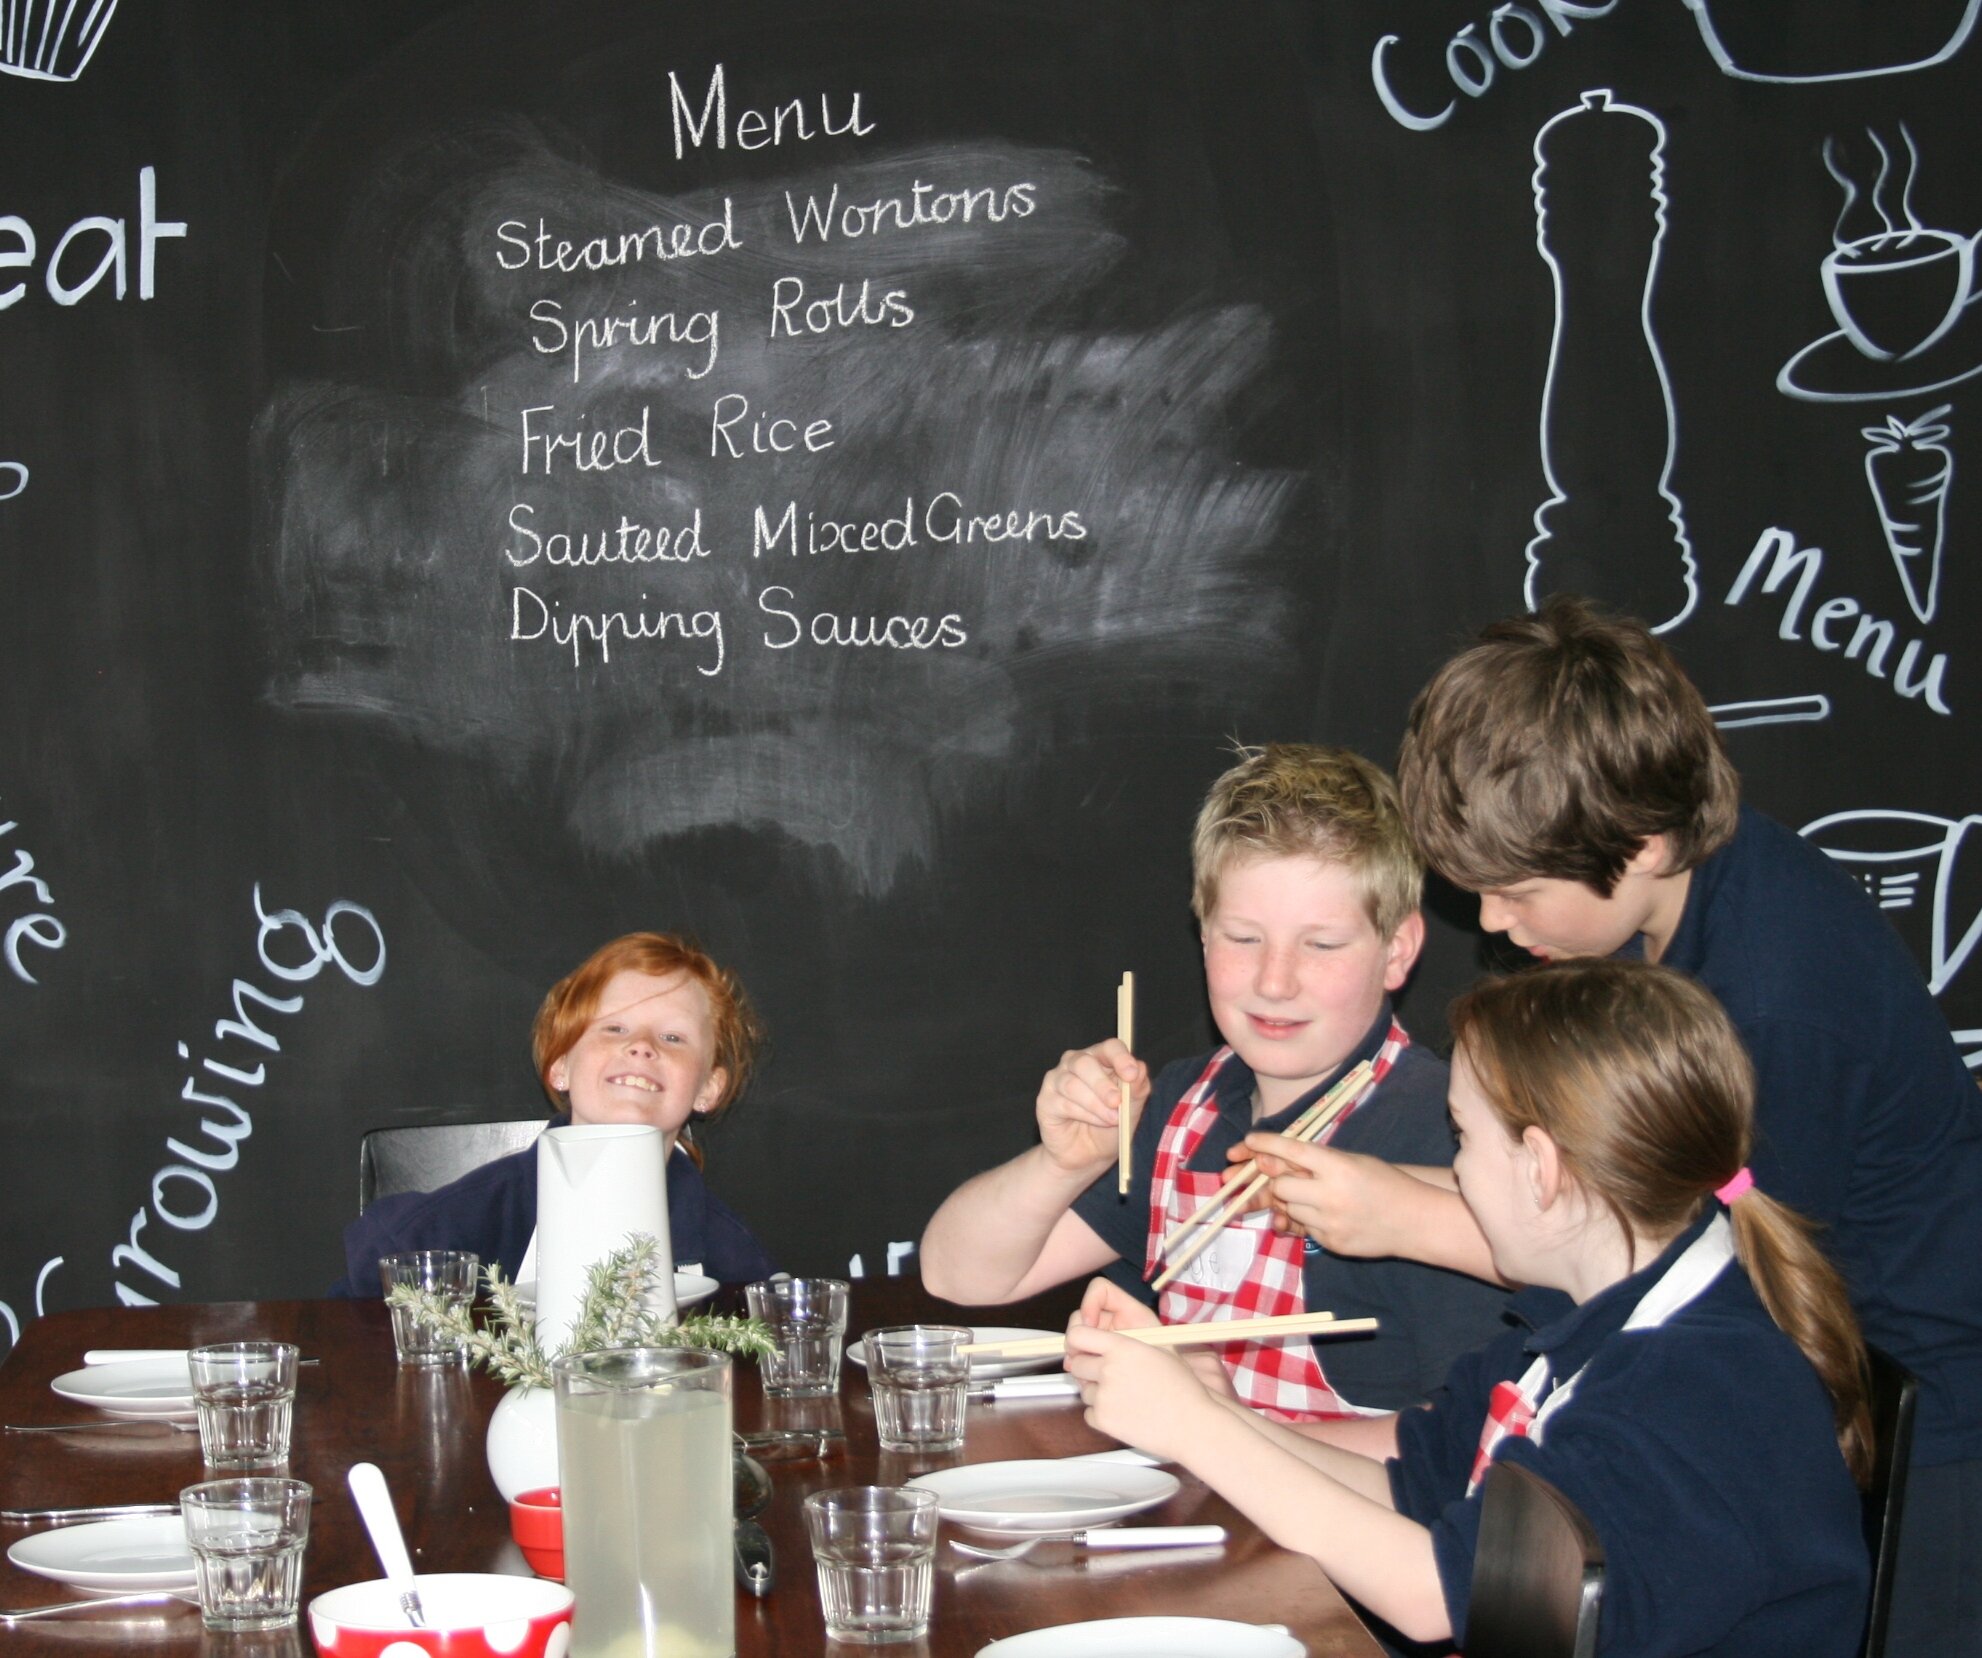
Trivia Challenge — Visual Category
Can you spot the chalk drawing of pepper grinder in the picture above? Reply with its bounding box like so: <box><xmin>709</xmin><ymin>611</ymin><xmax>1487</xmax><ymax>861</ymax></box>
<box><xmin>1524</xmin><ymin>90</ymin><xmax>1698</xmax><ymax>634</ymax></box>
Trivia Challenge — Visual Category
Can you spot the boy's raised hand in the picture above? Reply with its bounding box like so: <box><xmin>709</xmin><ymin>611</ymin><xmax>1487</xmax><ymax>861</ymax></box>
<box><xmin>1035</xmin><ymin>1039</ymin><xmax>1151</xmax><ymax>1175</ymax></box>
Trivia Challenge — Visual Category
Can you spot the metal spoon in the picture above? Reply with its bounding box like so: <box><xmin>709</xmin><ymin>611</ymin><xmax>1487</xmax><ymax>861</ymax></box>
<box><xmin>348</xmin><ymin>1462</ymin><xmax>426</xmax><ymax>1627</ymax></box>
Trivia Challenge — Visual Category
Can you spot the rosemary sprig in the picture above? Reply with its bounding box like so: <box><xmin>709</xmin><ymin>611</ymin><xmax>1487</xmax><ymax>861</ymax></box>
<box><xmin>385</xmin><ymin>1233</ymin><xmax>775</xmax><ymax>1392</ymax></box>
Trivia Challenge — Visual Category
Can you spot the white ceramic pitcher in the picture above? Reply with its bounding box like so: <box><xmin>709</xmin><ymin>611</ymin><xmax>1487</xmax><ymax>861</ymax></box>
<box><xmin>534</xmin><ymin>1122</ymin><xmax>677</xmax><ymax>1352</ymax></box>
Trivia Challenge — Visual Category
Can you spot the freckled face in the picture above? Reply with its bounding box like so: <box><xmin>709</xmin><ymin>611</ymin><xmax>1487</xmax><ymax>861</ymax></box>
<box><xmin>1200</xmin><ymin>855</ymin><xmax>1421</xmax><ymax>1117</ymax></box>
<box><xmin>549</xmin><ymin>970</ymin><xmax>725</xmax><ymax>1142</ymax></box>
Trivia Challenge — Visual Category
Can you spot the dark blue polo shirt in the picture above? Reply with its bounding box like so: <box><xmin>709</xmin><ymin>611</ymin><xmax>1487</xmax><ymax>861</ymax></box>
<box><xmin>1391</xmin><ymin>1209</ymin><xmax>1869</xmax><ymax>1657</ymax></box>
<box><xmin>1658</xmin><ymin>806</ymin><xmax>1982</xmax><ymax>1466</ymax></box>
<box><xmin>1072</xmin><ymin>1005</ymin><xmax>1514</xmax><ymax>1410</ymax></box>
<box><xmin>331</xmin><ymin>1114</ymin><xmax>777</xmax><ymax>1295</ymax></box>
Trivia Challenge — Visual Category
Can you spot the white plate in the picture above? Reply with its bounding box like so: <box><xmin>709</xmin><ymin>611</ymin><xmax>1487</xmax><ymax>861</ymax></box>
<box><xmin>49</xmin><ymin>1355</ymin><xmax>196</xmax><ymax>1420</ymax></box>
<box><xmin>977</xmin><ymin>1619</ymin><xmax>1304</xmax><ymax>1657</ymax></box>
<box><xmin>513</xmin><ymin>1272</ymin><xmax>719</xmax><ymax>1312</ymax></box>
<box><xmin>909</xmin><ymin>1459</ymin><xmax>1180</xmax><ymax>1536</ymax></box>
<box><xmin>847</xmin><ymin>1327</ymin><xmax>1064</xmax><ymax>1381</ymax></box>
<box><xmin>7</xmin><ymin>1516</ymin><xmax>197</xmax><ymax>1593</ymax></box>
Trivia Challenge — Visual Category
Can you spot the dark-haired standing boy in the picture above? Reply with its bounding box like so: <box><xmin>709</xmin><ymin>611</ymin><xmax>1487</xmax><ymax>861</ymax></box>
<box><xmin>1270</xmin><ymin>597</ymin><xmax>1980</xmax><ymax>1656</ymax></box>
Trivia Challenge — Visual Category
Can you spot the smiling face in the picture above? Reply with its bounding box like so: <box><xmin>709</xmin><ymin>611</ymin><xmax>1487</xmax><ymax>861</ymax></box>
<box><xmin>546</xmin><ymin>969</ymin><xmax>726</xmax><ymax>1143</ymax></box>
<box><xmin>1200</xmin><ymin>853</ymin><xmax>1423</xmax><ymax>1117</ymax></box>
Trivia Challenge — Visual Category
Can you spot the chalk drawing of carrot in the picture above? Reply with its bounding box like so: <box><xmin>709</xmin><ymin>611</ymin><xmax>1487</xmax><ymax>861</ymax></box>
<box><xmin>1863</xmin><ymin>403</ymin><xmax>1953</xmax><ymax>624</ymax></box>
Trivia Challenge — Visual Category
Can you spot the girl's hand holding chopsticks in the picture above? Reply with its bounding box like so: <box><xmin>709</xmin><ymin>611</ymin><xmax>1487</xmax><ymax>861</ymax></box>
<box><xmin>1034</xmin><ymin>1039</ymin><xmax>1151</xmax><ymax>1175</ymax></box>
<box><xmin>1242</xmin><ymin>1134</ymin><xmax>1425</xmax><ymax>1255</ymax></box>
<box><xmin>1064</xmin><ymin>1289</ymin><xmax>1225</xmax><ymax>1460</ymax></box>
<box><xmin>1076</xmin><ymin>1277</ymin><xmax>1237</xmax><ymax>1396</ymax></box>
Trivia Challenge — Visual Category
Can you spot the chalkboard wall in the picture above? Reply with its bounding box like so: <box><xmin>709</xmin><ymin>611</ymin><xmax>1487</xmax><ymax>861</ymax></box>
<box><xmin>4</xmin><ymin>0</ymin><xmax>1979</xmax><ymax>1344</ymax></box>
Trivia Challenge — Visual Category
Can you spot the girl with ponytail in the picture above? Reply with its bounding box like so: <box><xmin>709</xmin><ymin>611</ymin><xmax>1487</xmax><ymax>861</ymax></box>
<box><xmin>1066</xmin><ymin>959</ymin><xmax>1871</xmax><ymax>1656</ymax></box>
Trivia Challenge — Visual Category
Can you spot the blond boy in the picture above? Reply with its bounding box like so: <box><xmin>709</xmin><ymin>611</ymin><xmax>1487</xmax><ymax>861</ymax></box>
<box><xmin>920</xmin><ymin>745</ymin><xmax>1509</xmax><ymax>1417</ymax></box>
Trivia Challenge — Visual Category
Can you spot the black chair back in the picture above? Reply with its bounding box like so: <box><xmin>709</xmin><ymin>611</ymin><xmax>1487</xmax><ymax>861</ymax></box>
<box><xmin>1860</xmin><ymin>1345</ymin><xmax>1918</xmax><ymax>1658</ymax></box>
<box><xmin>1466</xmin><ymin>1461</ymin><xmax>1606</xmax><ymax>1658</ymax></box>
<box><xmin>358</xmin><ymin>1118</ymin><xmax>548</xmax><ymax>1211</ymax></box>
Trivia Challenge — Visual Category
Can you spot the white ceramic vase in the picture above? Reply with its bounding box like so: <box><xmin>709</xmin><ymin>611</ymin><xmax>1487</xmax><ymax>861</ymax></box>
<box><xmin>486</xmin><ymin>1383</ymin><xmax>559</xmax><ymax>1500</ymax></box>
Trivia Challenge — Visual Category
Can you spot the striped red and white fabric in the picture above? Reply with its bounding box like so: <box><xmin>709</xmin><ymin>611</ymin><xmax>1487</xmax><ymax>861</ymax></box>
<box><xmin>1142</xmin><ymin>1022</ymin><xmax>1409</xmax><ymax>1421</ymax></box>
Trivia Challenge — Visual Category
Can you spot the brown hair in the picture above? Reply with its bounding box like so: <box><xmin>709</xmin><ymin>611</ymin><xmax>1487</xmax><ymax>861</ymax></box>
<box><xmin>1191</xmin><ymin>744</ymin><xmax>1423</xmax><ymax>939</ymax></box>
<box><xmin>1396</xmin><ymin>595</ymin><xmax>1740</xmax><ymax>895</ymax></box>
<box><xmin>532</xmin><ymin>933</ymin><xmax>764</xmax><ymax>1164</ymax></box>
<box><xmin>1448</xmin><ymin>959</ymin><xmax>1872</xmax><ymax>1486</ymax></box>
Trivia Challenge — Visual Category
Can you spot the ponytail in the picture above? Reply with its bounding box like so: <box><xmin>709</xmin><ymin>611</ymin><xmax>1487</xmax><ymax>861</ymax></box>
<box><xmin>1727</xmin><ymin>1189</ymin><xmax>1873</xmax><ymax>1486</ymax></box>
<box><xmin>1452</xmin><ymin>960</ymin><xmax>1874</xmax><ymax>1488</ymax></box>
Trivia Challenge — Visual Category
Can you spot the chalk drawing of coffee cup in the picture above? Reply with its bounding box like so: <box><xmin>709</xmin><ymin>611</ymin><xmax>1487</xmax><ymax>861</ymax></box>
<box><xmin>1684</xmin><ymin>0</ymin><xmax>1981</xmax><ymax>84</ymax></box>
<box><xmin>1801</xmin><ymin>808</ymin><xmax>1982</xmax><ymax>995</ymax></box>
<box><xmin>1823</xmin><ymin>230</ymin><xmax>1981</xmax><ymax>362</ymax></box>
<box><xmin>0</xmin><ymin>463</ymin><xmax>24</xmax><ymax>503</ymax></box>
<box><xmin>0</xmin><ymin>0</ymin><xmax>121</xmax><ymax>82</ymax></box>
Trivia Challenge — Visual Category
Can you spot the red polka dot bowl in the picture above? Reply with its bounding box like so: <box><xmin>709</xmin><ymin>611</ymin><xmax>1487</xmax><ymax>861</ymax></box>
<box><xmin>308</xmin><ymin>1573</ymin><xmax>574</xmax><ymax>1658</ymax></box>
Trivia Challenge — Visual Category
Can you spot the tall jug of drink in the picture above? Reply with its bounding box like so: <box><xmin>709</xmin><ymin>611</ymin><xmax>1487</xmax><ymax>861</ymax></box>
<box><xmin>554</xmin><ymin>1347</ymin><xmax>733</xmax><ymax>1658</ymax></box>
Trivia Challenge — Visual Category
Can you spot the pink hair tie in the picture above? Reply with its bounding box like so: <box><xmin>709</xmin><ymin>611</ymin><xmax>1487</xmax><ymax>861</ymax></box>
<box><xmin>1715</xmin><ymin>1167</ymin><xmax>1755</xmax><ymax>1205</ymax></box>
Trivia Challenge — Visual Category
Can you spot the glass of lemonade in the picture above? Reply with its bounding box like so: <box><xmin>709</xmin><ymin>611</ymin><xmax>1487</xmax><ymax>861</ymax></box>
<box><xmin>554</xmin><ymin>1347</ymin><xmax>733</xmax><ymax>1658</ymax></box>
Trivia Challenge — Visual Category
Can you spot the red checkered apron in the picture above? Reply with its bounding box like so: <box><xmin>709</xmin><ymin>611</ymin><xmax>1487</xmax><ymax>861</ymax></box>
<box><xmin>1142</xmin><ymin>1022</ymin><xmax>1409</xmax><ymax>1421</ymax></box>
<box><xmin>1465</xmin><ymin>1214</ymin><xmax>1739</xmax><ymax>1494</ymax></box>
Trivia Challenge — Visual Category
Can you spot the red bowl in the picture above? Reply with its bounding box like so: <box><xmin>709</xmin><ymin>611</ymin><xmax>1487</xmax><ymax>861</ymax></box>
<box><xmin>309</xmin><ymin>1573</ymin><xmax>573</xmax><ymax>1658</ymax></box>
<box><xmin>508</xmin><ymin>1486</ymin><xmax>564</xmax><ymax>1581</ymax></box>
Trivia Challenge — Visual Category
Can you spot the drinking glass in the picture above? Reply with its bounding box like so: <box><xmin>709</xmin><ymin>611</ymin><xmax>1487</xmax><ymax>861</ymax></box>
<box><xmin>179</xmin><ymin>1476</ymin><xmax>312</xmax><ymax>1631</ymax></box>
<box><xmin>745</xmin><ymin>1276</ymin><xmax>849</xmax><ymax>1398</ymax></box>
<box><xmin>804</xmin><ymin>1486</ymin><xmax>938</xmax><ymax>1644</ymax></box>
<box><xmin>554</xmin><ymin>1346</ymin><xmax>732</xmax><ymax>1658</ymax></box>
<box><xmin>861</xmin><ymin>1325</ymin><xmax>969</xmax><ymax>1452</ymax></box>
<box><xmin>189</xmin><ymin>1341</ymin><xmax>298</xmax><ymax>1467</ymax></box>
<box><xmin>380</xmin><ymin>1249</ymin><xmax>479</xmax><ymax>1365</ymax></box>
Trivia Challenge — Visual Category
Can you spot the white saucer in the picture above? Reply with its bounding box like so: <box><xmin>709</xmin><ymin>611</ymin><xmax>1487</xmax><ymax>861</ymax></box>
<box><xmin>909</xmin><ymin>1459</ymin><xmax>1180</xmax><ymax>1536</ymax></box>
<box><xmin>7</xmin><ymin>1516</ymin><xmax>197</xmax><ymax>1593</ymax></box>
<box><xmin>50</xmin><ymin>1355</ymin><xmax>197</xmax><ymax>1420</ymax></box>
<box><xmin>847</xmin><ymin>1327</ymin><xmax>1063</xmax><ymax>1381</ymax></box>
<box><xmin>512</xmin><ymin>1272</ymin><xmax>719</xmax><ymax>1312</ymax></box>
<box><xmin>977</xmin><ymin>1619</ymin><xmax>1304</xmax><ymax>1657</ymax></box>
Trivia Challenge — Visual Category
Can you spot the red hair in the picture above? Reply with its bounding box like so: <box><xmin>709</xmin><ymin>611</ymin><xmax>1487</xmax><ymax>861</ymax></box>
<box><xmin>531</xmin><ymin>934</ymin><xmax>764</xmax><ymax>1157</ymax></box>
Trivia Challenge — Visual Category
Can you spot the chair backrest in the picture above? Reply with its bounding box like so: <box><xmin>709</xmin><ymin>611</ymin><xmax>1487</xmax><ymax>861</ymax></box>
<box><xmin>1466</xmin><ymin>1461</ymin><xmax>1606</xmax><ymax>1658</ymax></box>
<box><xmin>358</xmin><ymin>1118</ymin><xmax>548</xmax><ymax>1211</ymax></box>
<box><xmin>1860</xmin><ymin>1345</ymin><xmax>1918</xmax><ymax>1658</ymax></box>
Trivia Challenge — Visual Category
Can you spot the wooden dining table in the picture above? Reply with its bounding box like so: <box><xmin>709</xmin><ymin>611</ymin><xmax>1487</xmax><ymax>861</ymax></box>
<box><xmin>0</xmin><ymin>1282</ymin><xmax>1384</xmax><ymax>1656</ymax></box>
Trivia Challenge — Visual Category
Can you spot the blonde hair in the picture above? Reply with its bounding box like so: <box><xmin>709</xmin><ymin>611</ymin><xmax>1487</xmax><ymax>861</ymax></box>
<box><xmin>1448</xmin><ymin>960</ymin><xmax>1872</xmax><ymax>1486</ymax></box>
<box><xmin>1191</xmin><ymin>744</ymin><xmax>1423</xmax><ymax>939</ymax></box>
<box><xmin>532</xmin><ymin>932</ymin><xmax>764</xmax><ymax>1167</ymax></box>
<box><xmin>1397</xmin><ymin>596</ymin><xmax>1740</xmax><ymax>895</ymax></box>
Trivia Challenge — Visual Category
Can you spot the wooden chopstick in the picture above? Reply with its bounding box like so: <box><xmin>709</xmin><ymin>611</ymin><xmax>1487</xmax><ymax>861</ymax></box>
<box><xmin>1117</xmin><ymin>972</ymin><xmax>1135</xmax><ymax>1195</ymax></box>
<box><xmin>957</xmin><ymin>1310</ymin><xmax>1379</xmax><ymax>1360</ymax></box>
<box><xmin>1155</xmin><ymin>1061</ymin><xmax>1374</xmax><ymax>1255</ymax></box>
<box><xmin>1148</xmin><ymin>1060</ymin><xmax>1375</xmax><ymax>1294</ymax></box>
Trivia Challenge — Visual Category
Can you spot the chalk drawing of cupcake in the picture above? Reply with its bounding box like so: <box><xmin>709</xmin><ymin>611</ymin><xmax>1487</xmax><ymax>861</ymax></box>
<box><xmin>1</xmin><ymin>0</ymin><xmax>121</xmax><ymax>83</ymax></box>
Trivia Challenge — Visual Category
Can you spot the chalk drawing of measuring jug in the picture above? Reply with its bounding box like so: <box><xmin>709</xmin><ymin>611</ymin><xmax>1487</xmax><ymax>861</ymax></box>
<box><xmin>1802</xmin><ymin>808</ymin><xmax>1982</xmax><ymax>995</ymax></box>
<box><xmin>1823</xmin><ymin>226</ymin><xmax>1982</xmax><ymax>364</ymax></box>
